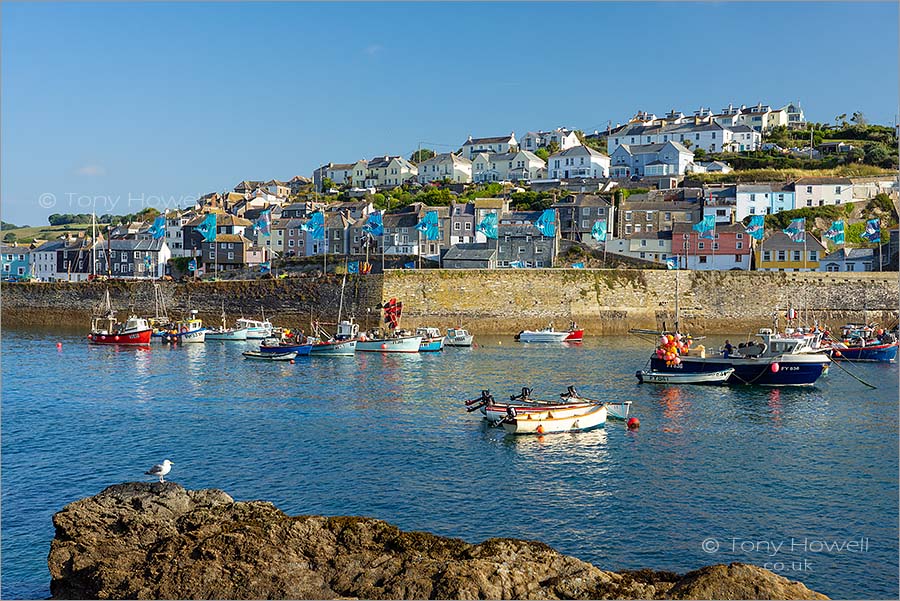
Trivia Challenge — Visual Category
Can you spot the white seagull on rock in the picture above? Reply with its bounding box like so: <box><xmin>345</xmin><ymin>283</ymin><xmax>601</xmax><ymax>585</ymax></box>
<box><xmin>145</xmin><ymin>459</ymin><xmax>174</xmax><ymax>483</ymax></box>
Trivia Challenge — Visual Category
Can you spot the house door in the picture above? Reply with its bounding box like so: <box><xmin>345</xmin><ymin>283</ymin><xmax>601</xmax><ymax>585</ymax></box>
<box><xmin>564</xmin><ymin>170</ymin><xmax>569</xmax><ymax>178</ymax></box>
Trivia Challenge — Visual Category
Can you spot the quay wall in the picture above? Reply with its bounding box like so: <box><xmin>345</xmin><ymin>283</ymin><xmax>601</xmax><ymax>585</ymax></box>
<box><xmin>2</xmin><ymin>270</ymin><xmax>897</xmax><ymax>334</ymax></box>
<box><xmin>380</xmin><ymin>269</ymin><xmax>899</xmax><ymax>334</ymax></box>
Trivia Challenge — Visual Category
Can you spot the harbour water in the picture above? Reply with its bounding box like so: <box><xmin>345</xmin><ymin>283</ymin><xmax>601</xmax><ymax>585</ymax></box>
<box><xmin>2</xmin><ymin>327</ymin><xmax>897</xmax><ymax>599</ymax></box>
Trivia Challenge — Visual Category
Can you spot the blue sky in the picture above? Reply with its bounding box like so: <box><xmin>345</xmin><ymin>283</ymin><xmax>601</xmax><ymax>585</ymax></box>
<box><xmin>2</xmin><ymin>1</ymin><xmax>897</xmax><ymax>225</ymax></box>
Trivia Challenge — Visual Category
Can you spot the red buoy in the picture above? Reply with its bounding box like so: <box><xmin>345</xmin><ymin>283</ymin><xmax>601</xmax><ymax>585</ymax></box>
<box><xmin>381</xmin><ymin>343</ymin><xmax>387</xmax><ymax>350</ymax></box>
<box><xmin>627</xmin><ymin>417</ymin><xmax>640</xmax><ymax>430</ymax></box>
<box><xmin>834</xmin><ymin>350</ymin><xmax>842</xmax><ymax>357</ymax></box>
<box><xmin>770</xmin><ymin>362</ymin><xmax>780</xmax><ymax>373</ymax></box>
<box><xmin>56</xmin><ymin>342</ymin><xmax>62</xmax><ymax>349</ymax></box>
<box><xmin>289</xmin><ymin>359</ymin><xmax>295</xmax><ymax>364</ymax></box>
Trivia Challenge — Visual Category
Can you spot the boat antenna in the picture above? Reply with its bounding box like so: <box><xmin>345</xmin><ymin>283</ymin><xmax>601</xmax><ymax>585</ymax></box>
<box><xmin>674</xmin><ymin>269</ymin><xmax>680</xmax><ymax>334</ymax></box>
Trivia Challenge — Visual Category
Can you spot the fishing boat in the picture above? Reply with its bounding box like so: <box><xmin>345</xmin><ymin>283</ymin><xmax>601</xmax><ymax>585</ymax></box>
<box><xmin>648</xmin><ymin>329</ymin><xmax>830</xmax><ymax>386</ymax></box>
<box><xmin>242</xmin><ymin>350</ymin><xmax>297</xmax><ymax>361</ymax></box>
<box><xmin>170</xmin><ymin>311</ymin><xmax>206</xmax><ymax>343</ymax></box>
<box><xmin>564</xmin><ymin>322</ymin><xmax>584</xmax><ymax>342</ymax></box>
<box><xmin>416</xmin><ymin>327</ymin><xmax>445</xmax><ymax>352</ymax></box>
<box><xmin>636</xmin><ymin>368</ymin><xmax>734</xmax><ymax>385</ymax></box>
<box><xmin>309</xmin><ymin>338</ymin><xmax>357</xmax><ymax>356</ymax></box>
<box><xmin>356</xmin><ymin>298</ymin><xmax>422</xmax><ymax>353</ymax></box>
<box><xmin>206</xmin><ymin>304</ymin><xmax>249</xmax><ymax>341</ymax></box>
<box><xmin>148</xmin><ymin>283</ymin><xmax>173</xmax><ymax>341</ymax></box>
<box><xmin>604</xmin><ymin>401</ymin><xmax>632</xmax><ymax>420</ymax></box>
<box><xmin>235</xmin><ymin>316</ymin><xmax>274</xmax><ymax>339</ymax></box>
<box><xmin>88</xmin><ymin>289</ymin><xmax>153</xmax><ymax>346</ymax></box>
<box><xmin>444</xmin><ymin>327</ymin><xmax>474</xmax><ymax>347</ymax></box>
<box><xmin>259</xmin><ymin>336</ymin><xmax>313</xmax><ymax>356</ymax></box>
<box><xmin>827</xmin><ymin>324</ymin><xmax>898</xmax><ymax>362</ymax></box>
<box><xmin>500</xmin><ymin>404</ymin><xmax>607</xmax><ymax>435</ymax></box>
<box><xmin>515</xmin><ymin>324</ymin><xmax>571</xmax><ymax>343</ymax></box>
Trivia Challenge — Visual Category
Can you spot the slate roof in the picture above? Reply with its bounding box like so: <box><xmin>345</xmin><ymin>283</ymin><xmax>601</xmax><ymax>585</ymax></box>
<box><xmin>821</xmin><ymin>248</ymin><xmax>875</xmax><ymax>261</ymax></box>
<box><xmin>464</xmin><ymin>134</ymin><xmax>515</xmax><ymax>145</ymax></box>
<box><xmin>794</xmin><ymin>177</ymin><xmax>852</xmax><ymax>185</ymax></box>
<box><xmin>444</xmin><ymin>244</ymin><xmax>497</xmax><ymax>261</ymax></box>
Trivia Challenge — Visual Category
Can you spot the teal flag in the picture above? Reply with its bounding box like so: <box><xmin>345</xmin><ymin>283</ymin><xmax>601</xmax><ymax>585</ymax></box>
<box><xmin>823</xmin><ymin>220</ymin><xmax>845</xmax><ymax>244</ymax></box>
<box><xmin>415</xmin><ymin>211</ymin><xmax>441</xmax><ymax>241</ymax></box>
<box><xmin>148</xmin><ymin>216</ymin><xmax>166</xmax><ymax>239</ymax></box>
<box><xmin>665</xmin><ymin>257</ymin><xmax>678</xmax><ymax>270</ymax></box>
<box><xmin>591</xmin><ymin>220</ymin><xmax>607</xmax><ymax>242</ymax></box>
<box><xmin>862</xmin><ymin>219</ymin><xmax>881</xmax><ymax>243</ymax></box>
<box><xmin>571</xmin><ymin>262</ymin><xmax>584</xmax><ymax>269</ymax></box>
<box><xmin>302</xmin><ymin>211</ymin><xmax>325</xmax><ymax>240</ymax></box>
<box><xmin>196</xmin><ymin>213</ymin><xmax>217</xmax><ymax>242</ymax></box>
<box><xmin>477</xmin><ymin>213</ymin><xmax>498</xmax><ymax>239</ymax></box>
<box><xmin>692</xmin><ymin>215</ymin><xmax>716</xmax><ymax>240</ymax></box>
<box><xmin>362</xmin><ymin>212</ymin><xmax>384</xmax><ymax>237</ymax></box>
<box><xmin>783</xmin><ymin>218</ymin><xmax>806</xmax><ymax>243</ymax></box>
<box><xmin>534</xmin><ymin>209</ymin><xmax>556</xmax><ymax>237</ymax></box>
<box><xmin>744</xmin><ymin>215</ymin><xmax>765</xmax><ymax>240</ymax></box>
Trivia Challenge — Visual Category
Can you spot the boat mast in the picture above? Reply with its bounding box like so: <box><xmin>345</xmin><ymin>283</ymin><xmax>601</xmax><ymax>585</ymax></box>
<box><xmin>674</xmin><ymin>269</ymin><xmax>680</xmax><ymax>334</ymax></box>
<box><xmin>337</xmin><ymin>272</ymin><xmax>347</xmax><ymax>324</ymax></box>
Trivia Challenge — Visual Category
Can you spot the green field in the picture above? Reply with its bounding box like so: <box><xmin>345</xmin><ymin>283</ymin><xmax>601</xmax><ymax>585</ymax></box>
<box><xmin>0</xmin><ymin>223</ymin><xmax>109</xmax><ymax>244</ymax></box>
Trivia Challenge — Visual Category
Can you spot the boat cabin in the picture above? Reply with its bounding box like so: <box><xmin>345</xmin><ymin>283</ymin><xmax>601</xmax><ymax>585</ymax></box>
<box><xmin>336</xmin><ymin>319</ymin><xmax>359</xmax><ymax>341</ymax></box>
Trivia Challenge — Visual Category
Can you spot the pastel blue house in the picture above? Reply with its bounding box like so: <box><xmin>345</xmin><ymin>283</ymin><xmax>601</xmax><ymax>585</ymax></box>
<box><xmin>1</xmin><ymin>245</ymin><xmax>31</xmax><ymax>280</ymax></box>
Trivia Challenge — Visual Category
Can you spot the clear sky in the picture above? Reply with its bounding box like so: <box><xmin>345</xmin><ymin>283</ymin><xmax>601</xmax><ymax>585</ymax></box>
<box><xmin>2</xmin><ymin>1</ymin><xmax>898</xmax><ymax>226</ymax></box>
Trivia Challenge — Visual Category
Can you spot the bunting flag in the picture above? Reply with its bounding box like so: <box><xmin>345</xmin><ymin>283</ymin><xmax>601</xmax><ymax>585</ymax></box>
<box><xmin>347</xmin><ymin>261</ymin><xmax>360</xmax><ymax>274</ymax></box>
<box><xmin>783</xmin><ymin>218</ymin><xmax>806</xmax><ymax>243</ymax></box>
<box><xmin>382</xmin><ymin>298</ymin><xmax>403</xmax><ymax>329</ymax></box>
<box><xmin>744</xmin><ymin>215</ymin><xmax>765</xmax><ymax>240</ymax></box>
<box><xmin>403</xmin><ymin>261</ymin><xmax>416</xmax><ymax>269</ymax></box>
<box><xmin>591</xmin><ymin>219</ymin><xmax>607</xmax><ymax>243</ymax></box>
<box><xmin>187</xmin><ymin>259</ymin><xmax>197</xmax><ymax>272</ymax></box>
<box><xmin>147</xmin><ymin>216</ymin><xmax>166</xmax><ymax>239</ymax></box>
<box><xmin>534</xmin><ymin>209</ymin><xmax>557</xmax><ymax>237</ymax></box>
<box><xmin>253</xmin><ymin>210</ymin><xmax>271</xmax><ymax>236</ymax></box>
<box><xmin>509</xmin><ymin>260</ymin><xmax>525</xmax><ymax>268</ymax></box>
<box><xmin>571</xmin><ymin>262</ymin><xmax>585</xmax><ymax>269</ymax></box>
<box><xmin>823</xmin><ymin>220</ymin><xmax>845</xmax><ymax>244</ymax></box>
<box><xmin>260</xmin><ymin>261</ymin><xmax>271</xmax><ymax>274</ymax></box>
<box><xmin>692</xmin><ymin>215</ymin><xmax>716</xmax><ymax>240</ymax></box>
<box><xmin>144</xmin><ymin>255</ymin><xmax>152</xmax><ymax>269</ymax></box>
<box><xmin>861</xmin><ymin>219</ymin><xmax>881</xmax><ymax>243</ymax></box>
<box><xmin>665</xmin><ymin>257</ymin><xmax>679</xmax><ymax>270</ymax></box>
<box><xmin>415</xmin><ymin>211</ymin><xmax>441</xmax><ymax>241</ymax></box>
<box><xmin>362</xmin><ymin>211</ymin><xmax>384</xmax><ymax>237</ymax></box>
<box><xmin>301</xmin><ymin>211</ymin><xmax>325</xmax><ymax>240</ymax></box>
<box><xmin>361</xmin><ymin>262</ymin><xmax>372</xmax><ymax>274</ymax></box>
<box><xmin>195</xmin><ymin>213</ymin><xmax>217</xmax><ymax>242</ymax></box>
<box><xmin>477</xmin><ymin>213</ymin><xmax>498</xmax><ymax>239</ymax></box>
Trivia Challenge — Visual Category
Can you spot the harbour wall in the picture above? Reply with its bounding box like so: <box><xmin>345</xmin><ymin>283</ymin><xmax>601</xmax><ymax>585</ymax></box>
<box><xmin>2</xmin><ymin>270</ymin><xmax>897</xmax><ymax>334</ymax></box>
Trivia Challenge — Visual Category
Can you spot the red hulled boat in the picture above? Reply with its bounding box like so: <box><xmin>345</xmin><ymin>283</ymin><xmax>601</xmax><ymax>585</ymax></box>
<box><xmin>87</xmin><ymin>290</ymin><xmax>152</xmax><ymax>345</ymax></box>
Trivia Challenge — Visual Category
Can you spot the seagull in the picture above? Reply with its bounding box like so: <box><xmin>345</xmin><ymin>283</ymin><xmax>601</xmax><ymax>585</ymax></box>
<box><xmin>145</xmin><ymin>459</ymin><xmax>174</xmax><ymax>483</ymax></box>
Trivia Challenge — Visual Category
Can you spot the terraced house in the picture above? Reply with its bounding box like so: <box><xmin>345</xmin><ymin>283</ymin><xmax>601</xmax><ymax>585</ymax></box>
<box><xmin>416</xmin><ymin>153</ymin><xmax>473</xmax><ymax>184</ymax></box>
<box><xmin>471</xmin><ymin>150</ymin><xmax>546</xmax><ymax>183</ymax></box>
<box><xmin>363</xmin><ymin>155</ymin><xmax>417</xmax><ymax>189</ymax></box>
<box><xmin>461</xmin><ymin>133</ymin><xmax>517</xmax><ymax>159</ymax></box>
<box><xmin>755</xmin><ymin>231</ymin><xmax>826</xmax><ymax>272</ymax></box>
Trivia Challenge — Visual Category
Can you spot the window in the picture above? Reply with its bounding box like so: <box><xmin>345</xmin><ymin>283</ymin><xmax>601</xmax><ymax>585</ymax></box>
<box><xmin>750</xmin><ymin>194</ymin><xmax>756</xmax><ymax>202</ymax></box>
<box><xmin>736</xmin><ymin>242</ymin><xmax>743</xmax><ymax>249</ymax></box>
<box><xmin>808</xmin><ymin>251</ymin><xmax>817</xmax><ymax>261</ymax></box>
<box><xmin>518</xmin><ymin>247</ymin><xmax>526</xmax><ymax>254</ymax></box>
<box><xmin>582</xmin><ymin>207</ymin><xmax>590</xmax><ymax>216</ymax></box>
<box><xmin>763</xmin><ymin>250</ymin><xmax>771</xmax><ymax>261</ymax></box>
<box><xmin>834</xmin><ymin>186</ymin><xmax>841</xmax><ymax>194</ymax></box>
<box><xmin>639</xmin><ymin>252</ymin><xmax>646</xmax><ymax>259</ymax></box>
<box><xmin>806</xmin><ymin>186</ymin><xmax>813</xmax><ymax>193</ymax></box>
<box><xmin>792</xmin><ymin>250</ymin><xmax>801</xmax><ymax>262</ymax></box>
<box><xmin>453</xmin><ymin>222</ymin><xmax>461</xmax><ymax>231</ymax></box>
<box><xmin>625</xmin><ymin>224</ymin><xmax>633</xmax><ymax>235</ymax></box>
<box><xmin>598</xmin><ymin>208</ymin><xmax>605</xmax><ymax>216</ymax></box>
<box><xmin>713</xmin><ymin>243</ymin><xmax>719</xmax><ymax>250</ymax></box>
<box><xmin>665</xmin><ymin>212</ymin><xmax>671</xmax><ymax>220</ymax></box>
<box><xmin>845</xmin><ymin>263</ymin><xmax>855</xmax><ymax>272</ymax></box>
<box><xmin>640</xmin><ymin>239</ymin><xmax>647</xmax><ymax>247</ymax></box>
<box><xmin>736</xmin><ymin>233</ymin><xmax>743</xmax><ymax>239</ymax></box>
<box><xmin>646</xmin><ymin>213</ymin><xmax>652</xmax><ymax>221</ymax></box>
<box><xmin>581</xmin><ymin>220</ymin><xmax>589</xmax><ymax>228</ymax></box>
<box><xmin>699</xmin><ymin>256</ymin><xmax>708</xmax><ymax>263</ymax></box>
<box><xmin>536</xmin><ymin>261</ymin><xmax>544</xmax><ymax>267</ymax></box>
<box><xmin>826</xmin><ymin>263</ymin><xmax>839</xmax><ymax>272</ymax></box>
<box><xmin>288</xmin><ymin>240</ymin><xmax>295</xmax><ymax>247</ymax></box>
<box><xmin>625</xmin><ymin>211</ymin><xmax>632</xmax><ymax>221</ymax></box>
<box><xmin>806</xmin><ymin>200</ymin><xmax>813</xmax><ymax>207</ymax></box>
<box><xmin>465</xmin><ymin>222</ymin><xmax>472</xmax><ymax>230</ymax></box>
<box><xmin>777</xmin><ymin>250</ymin><xmax>786</xmax><ymax>261</ymax></box>
<box><xmin>698</xmin><ymin>242</ymin><xmax>705</xmax><ymax>249</ymax></box>
<box><xmin>227</xmin><ymin>252</ymin><xmax>234</xmax><ymax>260</ymax></box>
<box><xmin>534</xmin><ymin>246</ymin><xmax>544</xmax><ymax>254</ymax></box>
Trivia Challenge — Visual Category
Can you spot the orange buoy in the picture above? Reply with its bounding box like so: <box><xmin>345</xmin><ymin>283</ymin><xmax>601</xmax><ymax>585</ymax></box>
<box><xmin>834</xmin><ymin>350</ymin><xmax>842</xmax><ymax>357</ymax></box>
<box><xmin>536</xmin><ymin>425</ymin><xmax>545</xmax><ymax>434</ymax></box>
<box><xmin>627</xmin><ymin>417</ymin><xmax>640</xmax><ymax>430</ymax></box>
<box><xmin>289</xmin><ymin>359</ymin><xmax>295</xmax><ymax>364</ymax></box>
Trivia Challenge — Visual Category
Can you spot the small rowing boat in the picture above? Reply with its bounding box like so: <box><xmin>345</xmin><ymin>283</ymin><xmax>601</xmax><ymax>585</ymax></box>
<box><xmin>501</xmin><ymin>404</ymin><xmax>607</xmax><ymax>435</ymax></box>
<box><xmin>242</xmin><ymin>350</ymin><xmax>297</xmax><ymax>361</ymax></box>
<box><xmin>636</xmin><ymin>368</ymin><xmax>734</xmax><ymax>384</ymax></box>
<box><xmin>515</xmin><ymin>324</ymin><xmax>571</xmax><ymax>343</ymax></box>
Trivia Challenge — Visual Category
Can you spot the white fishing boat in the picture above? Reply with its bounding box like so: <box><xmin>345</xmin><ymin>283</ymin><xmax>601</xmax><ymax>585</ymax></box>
<box><xmin>515</xmin><ymin>324</ymin><xmax>571</xmax><ymax>343</ymax></box>
<box><xmin>636</xmin><ymin>368</ymin><xmax>734</xmax><ymax>384</ymax></box>
<box><xmin>444</xmin><ymin>328</ymin><xmax>474</xmax><ymax>347</ymax></box>
<box><xmin>172</xmin><ymin>311</ymin><xmax>206</xmax><ymax>343</ymax></box>
<box><xmin>501</xmin><ymin>404</ymin><xmax>607</xmax><ymax>435</ymax></box>
<box><xmin>206</xmin><ymin>304</ymin><xmax>249</xmax><ymax>340</ymax></box>
<box><xmin>604</xmin><ymin>401</ymin><xmax>632</xmax><ymax>420</ymax></box>
<box><xmin>236</xmin><ymin>317</ymin><xmax>274</xmax><ymax>339</ymax></box>
<box><xmin>309</xmin><ymin>338</ymin><xmax>357</xmax><ymax>356</ymax></box>
<box><xmin>416</xmin><ymin>327</ymin><xmax>445</xmax><ymax>352</ymax></box>
<box><xmin>356</xmin><ymin>334</ymin><xmax>422</xmax><ymax>353</ymax></box>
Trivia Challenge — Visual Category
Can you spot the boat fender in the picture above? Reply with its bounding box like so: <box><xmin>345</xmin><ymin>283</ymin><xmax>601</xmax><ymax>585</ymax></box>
<box><xmin>770</xmin><ymin>362</ymin><xmax>780</xmax><ymax>373</ymax></box>
<box><xmin>627</xmin><ymin>417</ymin><xmax>640</xmax><ymax>430</ymax></box>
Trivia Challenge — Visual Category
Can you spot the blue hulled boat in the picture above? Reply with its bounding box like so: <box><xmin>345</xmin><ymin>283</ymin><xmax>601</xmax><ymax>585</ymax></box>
<box><xmin>648</xmin><ymin>329</ymin><xmax>830</xmax><ymax>386</ymax></box>
<box><xmin>259</xmin><ymin>337</ymin><xmax>313</xmax><ymax>356</ymax></box>
<box><xmin>828</xmin><ymin>324</ymin><xmax>898</xmax><ymax>363</ymax></box>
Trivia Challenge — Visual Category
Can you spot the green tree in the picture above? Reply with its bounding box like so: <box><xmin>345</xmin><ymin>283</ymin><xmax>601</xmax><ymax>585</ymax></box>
<box><xmin>863</xmin><ymin>142</ymin><xmax>891</xmax><ymax>166</ymax></box>
<box><xmin>321</xmin><ymin>177</ymin><xmax>336</xmax><ymax>192</ymax></box>
<box><xmin>851</xmin><ymin>111</ymin><xmax>867</xmax><ymax>126</ymax></box>
<box><xmin>534</xmin><ymin>147</ymin><xmax>550</xmax><ymax>161</ymax></box>
<box><xmin>3</xmin><ymin>231</ymin><xmax>17</xmax><ymax>243</ymax></box>
<box><xmin>835</xmin><ymin>113</ymin><xmax>848</xmax><ymax>127</ymax></box>
<box><xmin>846</xmin><ymin>146</ymin><xmax>865</xmax><ymax>163</ymax></box>
<box><xmin>546</xmin><ymin>140</ymin><xmax>560</xmax><ymax>155</ymax></box>
<box><xmin>694</xmin><ymin>148</ymin><xmax>707</xmax><ymax>159</ymax></box>
<box><xmin>409</xmin><ymin>148</ymin><xmax>436</xmax><ymax>163</ymax></box>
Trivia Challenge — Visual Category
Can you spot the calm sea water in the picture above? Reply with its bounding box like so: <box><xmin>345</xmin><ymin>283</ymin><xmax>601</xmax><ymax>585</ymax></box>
<box><xmin>2</xmin><ymin>328</ymin><xmax>898</xmax><ymax>599</ymax></box>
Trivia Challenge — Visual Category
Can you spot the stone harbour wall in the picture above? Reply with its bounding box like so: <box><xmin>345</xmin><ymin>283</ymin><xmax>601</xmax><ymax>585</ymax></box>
<box><xmin>2</xmin><ymin>270</ymin><xmax>897</xmax><ymax>334</ymax></box>
<box><xmin>381</xmin><ymin>269</ymin><xmax>900</xmax><ymax>334</ymax></box>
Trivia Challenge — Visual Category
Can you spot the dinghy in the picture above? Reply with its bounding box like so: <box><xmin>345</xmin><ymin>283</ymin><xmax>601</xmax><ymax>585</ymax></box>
<box><xmin>636</xmin><ymin>368</ymin><xmax>734</xmax><ymax>384</ymax></box>
<box><xmin>500</xmin><ymin>404</ymin><xmax>607</xmax><ymax>435</ymax></box>
<box><xmin>242</xmin><ymin>350</ymin><xmax>297</xmax><ymax>361</ymax></box>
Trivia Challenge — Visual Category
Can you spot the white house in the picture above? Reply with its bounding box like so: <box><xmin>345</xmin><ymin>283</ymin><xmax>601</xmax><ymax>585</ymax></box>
<box><xmin>165</xmin><ymin>211</ymin><xmax>191</xmax><ymax>257</ymax></box>
<box><xmin>313</xmin><ymin>160</ymin><xmax>368</xmax><ymax>190</ymax></box>
<box><xmin>605</xmin><ymin>232</ymin><xmax>674</xmax><ymax>265</ymax></box>
<box><xmin>471</xmin><ymin>150</ymin><xmax>545</xmax><ymax>183</ymax></box>
<box><xmin>365</xmin><ymin>155</ymin><xmax>417</xmax><ymax>188</ymax></box>
<box><xmin>610</xmin><ymin>141</ymin><xmax>694</xmax><ymax>177</ymax></box>
<box><xmin>30</xmin><ymin>239</ymin><xmax>67</xmax><ymax>281</ymax></box>
<box><xmin>818</xmin><ymin>248</ymin><xmax>877</xmax><ymax>272</ymax></box>
<box><xmin>547</xmin><ymin>146</ymin><xmax>610</xmax><ymax>179</ymax></box>
<box><xmin>793</xmin><ymin>177</ymin><xmax>854</xmax><ymax>207</ymax></box>
<box><xmin>607</xmin><ymin>121</ymin><xmax>759</xmax><ymax>154</ymax></box>
<box><xmin>417</xmin><ymin>153</ymin><xmax>473</xmax><ymax>184</ymax></box>
<box><xmin>520</xmin><ymin>128</ymin><xmax>581</xmax><ymax>153</ymax></box>
<box><xmin>461</xmin><ymin>133</ymin><xmax>517</xmax><ymax>160</ymax></box>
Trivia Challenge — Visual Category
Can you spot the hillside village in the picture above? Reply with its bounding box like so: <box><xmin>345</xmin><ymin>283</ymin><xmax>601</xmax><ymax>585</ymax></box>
<box><xmin>3</xmin><ymin>101</ymin><xmax>899</xmax><ymax>282</ymax></box>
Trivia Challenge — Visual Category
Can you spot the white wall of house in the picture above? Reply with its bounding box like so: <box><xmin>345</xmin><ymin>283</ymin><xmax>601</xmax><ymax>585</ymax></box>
<box><xmin>794</xmin><ymin>181</ymin><xmax>854</xmax><ymax>207</ymax></box>
<box><xmin>684</xmin><ymin>252</ymin><xmax>750</xmax><ymax>270</ymax></box>
<box><xmin>547</xmin><ymin>146</ymin><xmax>610</xmax><ymax>179</ymax></box>
<box><xmin>462</xmin><ymin>134</ymin><xmax>517</xmax><ymax>159</ymax></box>
<box><xmin>417</xmin><ymin>154</ymin><xmax>473</xmax><ymax>184</ymax></box>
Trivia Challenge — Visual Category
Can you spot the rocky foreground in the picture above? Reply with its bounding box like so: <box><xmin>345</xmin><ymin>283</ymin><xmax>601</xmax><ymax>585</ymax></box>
<box><xmin>49</xmin><ymin>483</ymin><xmax>828</xmax><ymax>600</ymax></box>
